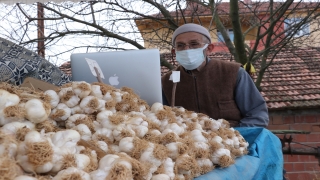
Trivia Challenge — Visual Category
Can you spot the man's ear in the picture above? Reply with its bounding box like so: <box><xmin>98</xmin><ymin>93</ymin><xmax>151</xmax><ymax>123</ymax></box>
<box><xmin>171</xmin><ymin>48</ymin><xmax>176</xmax><ymax>55</ymax></box>
<box><xmin>207</xmin><ymin>43</ymin><xmax>214</xmax><ymax>54</ymax></box>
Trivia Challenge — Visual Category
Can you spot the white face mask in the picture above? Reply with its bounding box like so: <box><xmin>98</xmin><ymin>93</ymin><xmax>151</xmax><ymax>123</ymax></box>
<box><xmin>175</xmin><ymin>44</ymin><xmax>208</xmax><ymax>70</ymax></box>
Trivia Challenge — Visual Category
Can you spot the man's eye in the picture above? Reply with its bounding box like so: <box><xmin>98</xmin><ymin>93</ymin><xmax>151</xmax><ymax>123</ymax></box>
<box><xmin>190</xmin><ymin>43</ymin><xmax>200</xmax><ymax>47</ymax></box>
<box><xmin>177</xmin><ymin>44</ymin><xmax>185</xmax><ymax>48</ymax></box>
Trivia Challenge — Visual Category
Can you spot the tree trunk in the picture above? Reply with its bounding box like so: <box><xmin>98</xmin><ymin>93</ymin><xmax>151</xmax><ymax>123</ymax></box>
<box><xmin>230</xmin><ymin>0</ymin><xmax>248</xmax><ymax>65</ymax></box>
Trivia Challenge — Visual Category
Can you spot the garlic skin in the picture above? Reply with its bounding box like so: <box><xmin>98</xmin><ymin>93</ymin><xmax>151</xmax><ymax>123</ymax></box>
<box><xmin>1</xmin><ymin>121</ymin><xmax>35</xmax><ymax>135</ymax></box>
<box><xmin>211</xmin><ymin>148</ymin><xmax>232</xmax><ymax>165</ymax></box>
<box><xmin>72</xmin><ymin>81</ymin><xmax>92</xmax><ymax>99</ymax></box>
<box><xmin>211</xmin><ymin>135</ymin><xmax>223</xmax><ymax>144</ymax></box>
<box><xmin>162</xmin><ymin>157</ymin><xmax>175</xmax><ymax>179</ymax></box>
<box><xmin>126</xmin><ymin>116</ymin><xmax>149</xmax><ymax>138</ymax></box>
<box><xmin>44</xmin><ymin>90</ymin><xmax>60</xmax><ymax>108</ymax></box>
<box><xmin>13</xmin><ymin>175</ymin><xmax>38</xmax><ymax>180</ymax></box>
<box><xmin>102</xmin><ymin>91</ymin><xmax>113</xmax><ymax>101</ymax></box>
<box><xmin>0</xmin><ymin>141</ymin><xmax>17</xmax><ymax>158</ymax></box>
<box><xmin>0</xmin><ymin>90</ymin><xmax>22</xmax><ymax>125</ymax></box>
<box><xmin>66</xmin><ymin>114</ymin><xmax>89</xmax><ymax>129</ymax></box>
<box><xmin>90</xmin><ymin>154</ymin><xmax>120</xmax><ymax>180</ymax></box>
<box><xmin>165</xmin><ymin>123</ymin><xmax>185</xmax><ymax>136</ymax></box>
<box><xmin>0</xmin><ymin>109</ymin><xmax>18</xmax><ymax>126</ymax></box>
<box><xmin>53</xmin><ymin>167</ymin><xmax>91</xmax><ymax>180</ymax></box>
<box><xmin>151</xmin><ymin>102</ymin><xmax>163</xmax><ymax>113</ymax></box>
<box><xmin>0</xmin><ymin>89</ymin><xmax>20</xmax><ymax>109</ymax></box>
<box><xmin>166</xmin><ymin>142</ymin><xmax>184</xmax><ymax>160</ymax></box>
<box><xmin>112</xmin><ymin>91</ymin><xmax>122</xmax><ymax>102</ymax></box>
<box><xmin>209</xmin><ymin>119</ymin><xmax>222</xmax><ymax>131</ymax></box>
<box><xmin>50</xmin><ymin>149</ymin><xmax>64</xmax><ymax>173</ymax></box>
<box><xmin>75</xmin><ymin>154</ymin><xmax>91</xmax><ymax>170</ymax></box>
<box><xmin>58</xmin><ymin>87</ymin><xmax>80</xmax><ymax>108</ymax></box>
<box><xmin>112</xmin><ymin>125</ymin><xmax>135</xmax><ymax>142</ymax></box>
<box><xmin>90</xmin><ymin>169</ymin><xmax>110</xmax><ymax>180</ymax></box>
<box><xmin>16</xmin><ymin>131</ymin><xmax>54</xmax><ymax>174</ymax></box>
<box><xmin>119</xmin><ymin>137</ymin><xmax>134</xmax><ymax>153</ymax></box>
<box><xmin>151</xmin><ymin>174</ymin><xmax>171</xmax><ymax>180</ymax></box>
<box><xmin>197</xmin><ymin>158</ymin><xmax>214</xmax><ymax>168</ymax></box>
<box><xmin>96</xmin><ymin>141</ymin><xmax>109</xmax><ymax>152</ymax></box>
<box><xmin>80</xmin><ymin>96</ymin><xmax>105</xmax><ymax>114</ymax></box>
<box><xmin>73</xmin><ymin>124</ymin><xmax>92</xmax><ymax>141</ymax></box>
<box><xmin>65</xmin><ymin>95</ymin><xmax>80</xmax><ymax>108</ymax></box>
<box><xmin>51</xmin><ymin>129</ymin><xmax>81</xmax><ymax>149</ymax></box>
<box><xmin>92</xmin><ymin>128</ymin><xmax>114</xmax><ymax>143</ymax></box>
<box><xmin>99</xmin><ymin>154</ymin><xmax>120</xmax><ymax>171</ymax></box>
<box><xmin>140</xmin><ymin>143</ymin><xmax>162</xmax><ymax>175</ymax></box>
<box><xmin>25</xmin><ymin>99</ymin><xmax>50</xmax><ymax>123</ymax></box>
<box><xmin>190</xmin><ymin>129</ymin><xmax>208</xmax><ymax>143</ymax></box>
<box><xmin>70</xmin><ymin>105</ymin><xmax>83</xmax><ymax>115</ymax></box>
<box><xmin>96</xmin><ymin>110</ymin><xmax>114</xmax><ymax>129</ymax></box>
<box><xmin>50</xmin><ymin>103</ymin><xmax>71</xmax><ymax>121</ymax></box>
<box><xmin>90</xmin><ymin>85</ymin><xmax>103</xmax><ymax>99</ymax></box>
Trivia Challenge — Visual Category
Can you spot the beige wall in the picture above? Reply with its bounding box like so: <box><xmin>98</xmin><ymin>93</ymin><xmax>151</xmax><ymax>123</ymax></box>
<box><xmin>136</xmin><ymin>16</ymin><xmax>258</xmax><ymax>53</ymax></box>
<box><xmin>285</xmin><ymin>13</ymin><xmax>320</xmax><ymax>47</ymax></box>
<box><xmin>136</xmin><ymin>11</ymin><xmax>320</xmax><ymax>52</ymax></box>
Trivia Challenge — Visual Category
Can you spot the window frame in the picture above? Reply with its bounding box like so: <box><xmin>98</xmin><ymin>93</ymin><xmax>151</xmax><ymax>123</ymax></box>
<box><xmin>217</xmin><ymin>29</ymin><xmax>234</xmax><ymax>42</ymax></box>
<box><xmin>284</xmin><ymin>17</ymin><xmax>310</xmax><ymax>38</ymax></box>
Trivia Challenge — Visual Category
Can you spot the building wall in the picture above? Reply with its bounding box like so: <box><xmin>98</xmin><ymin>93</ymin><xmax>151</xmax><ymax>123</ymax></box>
<box><xmin>267</xmin><ymin>109</ymin><xmax>320</xmax><ymax>180</ymax></box>
<box><xmin>135</xmin><ymin>16</ymin><xmax>258</xmax><ymax>53</ymax></box>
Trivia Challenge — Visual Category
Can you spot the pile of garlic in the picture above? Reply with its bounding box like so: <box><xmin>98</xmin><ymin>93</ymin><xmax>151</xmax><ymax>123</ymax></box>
<box><xmin>0</xmin><ymin>81</ymin><xmax>249</xmax><ymax>180</ymax></box>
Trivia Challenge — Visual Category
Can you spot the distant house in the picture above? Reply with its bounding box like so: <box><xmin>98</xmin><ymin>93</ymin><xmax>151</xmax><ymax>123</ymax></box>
<box><xmin>135</xmin><ymin>1</ymin><xmax>320</xmax><ymax>53</ymax></box>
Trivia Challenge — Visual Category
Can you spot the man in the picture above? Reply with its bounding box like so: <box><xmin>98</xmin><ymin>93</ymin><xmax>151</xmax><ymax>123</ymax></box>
<box><xmin>162</xmin><ymin>23</ymin><xmax>269</xmax><ymax>127</ymax></box>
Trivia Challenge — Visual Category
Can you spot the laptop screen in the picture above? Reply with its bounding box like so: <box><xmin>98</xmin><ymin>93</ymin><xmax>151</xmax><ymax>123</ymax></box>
<box><xmin>70</xmin><ymin>49</ymin><xmax>163</xmax><ymax>106</ymax></box>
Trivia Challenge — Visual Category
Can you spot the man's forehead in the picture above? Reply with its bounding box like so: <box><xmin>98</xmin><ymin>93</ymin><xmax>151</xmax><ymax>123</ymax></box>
<box><xmin>175</xmin><ymin>32</ymin><xmax>203</xmax><ymax>42</ymax></box>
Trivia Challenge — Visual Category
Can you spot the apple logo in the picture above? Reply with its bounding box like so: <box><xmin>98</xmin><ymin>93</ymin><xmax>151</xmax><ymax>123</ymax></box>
<box><xmin>109</xmin><ymin>74</ymin><xmax>119</xmax><ymax>86</ymax></box>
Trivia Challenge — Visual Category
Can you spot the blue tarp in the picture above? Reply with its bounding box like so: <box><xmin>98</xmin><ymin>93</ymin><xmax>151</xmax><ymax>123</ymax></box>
<box><xmin>195</xmin><ymin>127</ymin><xmax>283</xmax><ymax>180</ymax></box>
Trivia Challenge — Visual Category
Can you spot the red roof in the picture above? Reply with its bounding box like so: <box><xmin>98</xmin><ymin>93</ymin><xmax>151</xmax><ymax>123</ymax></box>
<box><xmin>60</xmin><ymin>47</ymin><xmax>320</xmax><ymax>110</ymax></box>
<box><xmin>161</xmin><ymin>48</ymin><xmax>320</xmax><ymax>110</ymax></box>
<box><xmin>144</xmin><ymin>1</ymin><xmax>320</xmax><ymax>20</ymax></box>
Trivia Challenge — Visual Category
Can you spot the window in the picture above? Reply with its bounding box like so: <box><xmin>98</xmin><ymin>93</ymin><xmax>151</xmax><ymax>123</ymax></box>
<box><xmin>217</xmin><ymin>29</ymin><xmax>234</xmax><ymax>42</ymax></box>
<box><xmin>284</xmin><ymin>18</ymin><xmax>310</xmax><ymax>37</ymax></box>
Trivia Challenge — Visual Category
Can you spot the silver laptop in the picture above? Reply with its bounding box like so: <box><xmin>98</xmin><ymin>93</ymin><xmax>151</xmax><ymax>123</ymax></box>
<box><xmin>70</xmin><ymin>49</ymin><xmax>162</xmax><ymax>106</ymax></box>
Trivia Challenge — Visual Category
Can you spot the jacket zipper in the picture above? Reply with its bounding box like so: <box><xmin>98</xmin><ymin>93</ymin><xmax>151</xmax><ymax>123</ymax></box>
<box><xmin>193</xmin><ymin>76</ymin><xmax>200</xmax><ymax>112</ymax></box>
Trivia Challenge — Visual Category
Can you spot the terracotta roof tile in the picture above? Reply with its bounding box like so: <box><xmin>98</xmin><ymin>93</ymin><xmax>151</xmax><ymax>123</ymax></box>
<box><xmin>144</xmin><ymin>2</ymin><xmax>319</xmax><ymax>19</ymax></box>
<box><xmin>159</xmin><ymin>48</ymin><xmax>320</xmax><ymax>110</ymax></box>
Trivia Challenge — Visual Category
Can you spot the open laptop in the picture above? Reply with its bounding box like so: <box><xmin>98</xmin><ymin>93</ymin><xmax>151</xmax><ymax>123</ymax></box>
<box><xmin>70</xmin><ymin>49</ymin><xmax>162</xmax><ymax>106</ymax></box>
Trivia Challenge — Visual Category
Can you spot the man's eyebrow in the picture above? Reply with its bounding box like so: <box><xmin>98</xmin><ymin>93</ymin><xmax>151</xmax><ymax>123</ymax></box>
<box><xmin>176</xmin><ymin>39</ymin><xmax>200</xmax><ymax>43</ymax></box>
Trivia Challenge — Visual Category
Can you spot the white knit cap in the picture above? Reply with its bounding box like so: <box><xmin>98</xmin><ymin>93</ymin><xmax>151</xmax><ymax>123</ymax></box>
<box><xmin>172</xmin><ymin>23</ymin><xmax>211</xmax><ymax>45</ymax></box>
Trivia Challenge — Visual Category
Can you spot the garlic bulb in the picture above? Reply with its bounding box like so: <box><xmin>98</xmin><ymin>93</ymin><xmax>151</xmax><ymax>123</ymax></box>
<box><xmin>50</xmin><ymin>103</ymin><xmax>71</xmax><ymax>121</ymax></box>
<box><xmin>119</xmin><ymin>137</ymin><xmax>134</xmax><ymax>154</ymax></box>
<box><xmin>73</xmin><ymin>124</ymin><xmax>92</xmax><ymax>141</ymax></box>
<box><xmin>44</xmin><ymin>90</ymin><xmax>60</xmax><ymax>108</ymax></box>
<box><xmin>58</xmin><ymin>87</ymin><xmax>80</xmax><ymax>108</ymax></box>
<box><xmin>0</xmin><ymin>89</ymin><xmax>20</xmax><ymax>109</ymax></box>
<box><xmin>72</xmin><ymin>81</ymin><xmax>92</xmax><ymax>99</ymax></box>
<box><xmin>25</xmin><ymin>99</ymin><xmax>51</xmax><ymax>123</ymax></box>
<box><xmin>80</xmin><ymin>96</ymin><xmax>105</xmax><ymax>114</ymax></box>
<box><xmin>16</xmin><ymin>131</ymin><xmax>54</xmax><ymax>173</ymax></box>
<box><xmin>53</xmin><ymin>167</ymin><xmax>91</xmax><ymax>180</ymax></box>
<box><xmin>13</xmin><ymin>175</ymin><xmax>38</xmax><ymax>180</ymax></box>
<box><xmin>0</xmin><ymin>81</ymin><xmax>250</xmax><ymax>180</ymax></box>
<box><xmin>151</xmin><ymin>174</ymin><xmax>170</xmax><ymax>180</ymax></box>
